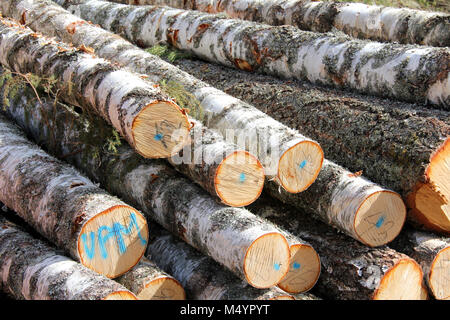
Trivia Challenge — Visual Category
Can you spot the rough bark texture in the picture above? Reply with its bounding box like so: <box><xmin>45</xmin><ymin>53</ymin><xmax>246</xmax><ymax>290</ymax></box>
<box><xmin>0</xmin><ymin>216</ymin><xmax>136</xmax><ymax>300</ymax></box>
<box><xmin>115</xmin><ymin>256</ymin><xmax>186</xmax><ymax>299</ymax></box>
<box><xmin>0</xmin><ymin>111</ymin><xmax>148</xmax><ymax>278</ymax></box>
<box><xmin>60</xmin><ymin>0</ymin><xmax>449</xmax><ymax>108</ymax></box>
<box><xmin>389</xmin><ymin>226</ymin><xmax>450</xmax><ymax>299</ymax></box>
<box><xmin>30</xmin><ymin>0</ymin><xmax>326</xmax><ymax>190</ymax></box>
<box><xmin>145</xmin><ymin>220</ymin><xmax>317</xmax><ymax>300</ymax></box>
<box><xmin>170</xmin><ymin>57</ymin><xmax>450</xmax><ymax>233</ymax></box>
<box><xmin>113</xmin><ymin>0</ymin><xmax>450</xmax><ymax>47</ymax></box>
<box><xmin>0</xmin><ymin>73</ymin><xmax>290</xmax><ymax>289</ymax></box>
<box><xmin>247</xmin><ymin>196</ymin><xmax>425</xmax><ymax>300</ymax></box>
<box><xmin>0</xmin><ymin>14</ymin><xmax>190</xmax><ymax>158</ymax></box>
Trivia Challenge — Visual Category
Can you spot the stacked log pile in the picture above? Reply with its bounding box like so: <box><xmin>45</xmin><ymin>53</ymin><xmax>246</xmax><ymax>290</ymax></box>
<box><xmin>0</xmin><ymin>0</ymin><xmax>448</xmax><ymax>301</ymax></box>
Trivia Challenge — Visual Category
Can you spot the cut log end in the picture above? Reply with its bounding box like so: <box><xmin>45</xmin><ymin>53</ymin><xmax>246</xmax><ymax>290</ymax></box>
<box><xmin>277</xmin><ymin>141</ymin><xmax>323</xmax><ymax>193</ymax></box>
<box><xmin>407</xmin><ymin>138</ymin><xmax>450</xmax><ymax>233</ymax></box>
<box><xmin>137</xmin><ymin>276</ymin><xmax>186</xmax><ymax>300</ymax></box>
<box><xmin>270</xmin><ymin>295</ymin><xmax>295</xmax><ymax>300</ymax></box>
<box><xmin>277</xmin><ymin>244</ymin><xmax>321</xmax><ymax>294</ymax></box>
<box><xmin>132</xmin><ymin>101</ymin><xmax>190</xmax><ymax>159</ymax></box>
<box><xmin>243</xmin><ymin>232</ymin><xmax>290</xmax><ymax>289</ymax></box>
<box><xmin>77</xmin><ymin>205</ymin><xmax>149</xmax><ymax>278</ymax></box>
<box><xmin>215</xmin><ymin>151</ymin><xmax>265</xmax><ymax>207</ymax></box>
<box><xmin>429</xmin><ymin>246</ymin><xmax>450</xmax><ymax>300</ymax></box>
<box><xmin>354</xmin><ymin>191</ymin><xmax>407</xmax><ymax>247</ymax></box>
<box><xmin>102</xmin><ymin>291</ymin><xmax>138</xmax><ymax>300</ymax></box>
<box><xmin>373</xmin><ymin>259</ymin><xmax>426</xmax><ymax>300</ymax></box>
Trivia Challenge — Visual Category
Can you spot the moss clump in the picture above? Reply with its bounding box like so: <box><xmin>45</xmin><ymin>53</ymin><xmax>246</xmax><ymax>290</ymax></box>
<box><xmin>146</xmin><ymin>45</ymin><xmax>192</xmax><ymax>63</ymax></box>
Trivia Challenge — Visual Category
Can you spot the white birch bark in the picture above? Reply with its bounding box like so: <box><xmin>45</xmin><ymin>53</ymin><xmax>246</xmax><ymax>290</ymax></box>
<box><xmin>56</xmin><ymin>0</ymin><xmax>450</xmax><ymax>108</ymax></box>
<box><xmin>9</xmin><ymin>0</ymin><xmax>326</xmax><ymax>192</ymax></box>
<box><xmin>112</xmin><ymin>0</ymin><xmax>450</xmax><ymax>47</ymax></box>
<box><xmin>0</xmin><ymin>216</ymin><xmax>137</xmax><ymax>300</ymax></box>
<box><xmin>0</xmin><ymin>13</ymin><xmax>190</xmax><ymax>159</ymax></box>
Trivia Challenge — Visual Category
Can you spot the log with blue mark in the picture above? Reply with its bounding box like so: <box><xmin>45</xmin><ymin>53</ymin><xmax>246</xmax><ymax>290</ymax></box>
<box><xmin>80</xmin><ymin>212</ymin><xmax>147</xmax><ymax>259</ymax></box>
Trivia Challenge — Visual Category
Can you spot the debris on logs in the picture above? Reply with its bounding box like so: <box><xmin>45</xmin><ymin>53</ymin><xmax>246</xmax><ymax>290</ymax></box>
<box><xmin>0</xmin><ymin>215</ymin><xmax>137</xmax><ymax>300</ymax></box>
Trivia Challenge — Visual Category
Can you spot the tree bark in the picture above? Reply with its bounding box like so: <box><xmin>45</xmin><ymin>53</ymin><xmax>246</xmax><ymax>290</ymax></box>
<box><xmin>58</xmin><ymin>0</ymin><xmax>449</xmax><ymax>108</ymax></box>
<box><xmin>115</xmin><ymin>257</ymin><xmax>186</xmax><ymax>299</ymax></box>
<box><xmin>169</xmin><ymin>118</ymin><xmax>265</xmax><ymax>207</ymax></box>
<box><xmin>248</xmin><ymin>196</ymin><xmax>427</xmax><ymax>300</ymax></box>
<box><xmin>0</xmin><ymin>112</ymin><xmax>149</xmax><ymax>278</ymax></box>
<box><xmin>169</xmin><ymin>57</ymin><xmax>450</xmax><ymax>234</ymax></box>
<box><xmin>389</xmin><ymin>226</ymin><xmax>450</xmax><ymax>300</ymax></box>
<box><xmin>0</xmin><ymin>74</ymin><xmax>291</xmax><ymax>289</ymax></box>
<box><xmin>112</xmin><ymin>0</ymin><xmax>450</xmax><ymax>47</ymax></box>
<box><xmin>17</xmin><ymin>0</ymin><xmax>327</xmax><ymax>193</ymax></box>
<box><xmin>0</xmin><ymin>216</ymin><xmax>137</xmax><ymax>300</ymax></box>
<box><xmin>145</xmin><ymin>220</ymin><xmax>318</xmax><ymax>299</ymax></box>
<box><xmin>0</xmin><ymin>14</ymin><xmax>190</xmax><ymax>159</ymax></box>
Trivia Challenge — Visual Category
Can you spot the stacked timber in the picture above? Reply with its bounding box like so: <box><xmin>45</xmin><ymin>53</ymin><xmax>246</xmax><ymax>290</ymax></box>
<box><xmin>389</xmin><ymin>226</ymin><xmax>450</xmax><ymax>300</ymax></box>
<box><xmin>168</xmin><ymin>56</ymin><xmax>450</xmax><ymax>234</ymax></box>
<box><xmin>247</xmin><ymin>196</ymin><xmax>428</xmax><ymax>300</ymax></box>
<box><xmin>145</xmin><ymin>220</ymin><xmax>320</xmax><ymax>300</ymax></box>
<box><xmin>116</xmin><ymin>257</ymin><xmax>186</xmax><ymax>299</ymax></box>
<box><xmin>112</xmin><ymin>0</ymin><xmax>450</xmax><ymax>47</ymax></box>
<box><xmin>18</xmin><ymin>0</ymin><xmax>328</xmax><ymax>194</ymax></box>
<box><xmin>0</xmin><ymin>112</ymin><xmax>149</xmax><ymax>279</ymax></box>
<box><xmin>0</xmin><ymin>71</ymin><xmax>293</xmax><ymax>290</ymax></box>
<box><xmin>0</xmin><ymin>14</ymin><xmax>191</xmax><ymax>159</ymax></box>
<box><xmin>57</xmin><ymin>0</ymin><xmax>449</xmax><ymax>107</ymax></box>
<box><xmin>0</xmin><ymin>215</ymin><xmax>137</xmax><ymax>300</ymax></box>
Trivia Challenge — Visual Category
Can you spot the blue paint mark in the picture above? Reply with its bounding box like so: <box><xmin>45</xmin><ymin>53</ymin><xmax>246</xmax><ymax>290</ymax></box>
<box><xmin>239</xmin><ymin>173</ymin><xmax>246</xmax><ymax>183</ymax></box>
<box><xmin>154</xmin><ymin>133</ymin><xmax>163</xmax><ymax>141</ymax></box>
<box><xmin>274</xmin><ymin>263</ymin><xmax>281</xmax><ymax>271</ymax></box>
<box><xmin>298</xmin><ymin>160</ymin><xmax>307</xmax><ymax>169</ymax></box>
<box><xmin>375</xmin><ymin>216</ymin><xmax>385</xmax><ymax>229</ymax></box>
<box><xmin>81</xmin><ymin>212</ymin><xmax>147</xmax><ymax>260</ymax></box>
<box><xmin>81</xmin><ymin>232</ymin><xmax>95</xmax><ymax>260</ymax></box>
<box><xmin>292</xmin><ymin>262</ymin><xmax>301</xmax><ymax>270</ymax></box>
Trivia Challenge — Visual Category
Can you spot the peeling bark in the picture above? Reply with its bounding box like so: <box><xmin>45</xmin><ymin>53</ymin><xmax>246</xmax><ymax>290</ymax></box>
<box><xmin>0</xmin><ymin>14</ymin><xmax>190</xmax><ymax>159</ymax></box>
<box><xmin>0</xmin><ymin>73</ymin><xmax>290</xmax><ymax>289</ymax></box>
<box><xmin>389</xmin><ymin>226</ymin><xmax>450</xmax><ymax>300</ymax></box>
<box><xmin>170</xmin><ymin>57</ymin><xmax>450</xmax><ymax>234</ymax></box>
<box><xmin>113</xmin><ymin>0</ymin><xmax>450</xmax><ymax>47</ymax></box>
<box><xmin>15</xmin><ymin>0</ymin><xmax>327</xmax><ymax>192</ymax></box>
<box><xmin>0</xmin><ymin>111</ymin><xmax>148</xmax><ymax>278</ymax></box>
<box><xmin>115</xmin><ymin>257</ymin><xmax>186</xmax><ymax>299</ymax></box>
<box><xmin>0</xmin><ymin>216</ymin><xmax>137</xmax><ymax>300</ymax></box>
<box><xmin>57</xmin><ymin>0</ymin><xmax>449</xmax><ymax>108</ymax></box>
<box><xmin>145</xmin><ymin>220</ymin><xmax>318</xmax><ymax>299</ymax></box>
<box><xmin>247</xmin><ymin>196</ymin><xmax>427</xmax><ymax>300</ymax></box>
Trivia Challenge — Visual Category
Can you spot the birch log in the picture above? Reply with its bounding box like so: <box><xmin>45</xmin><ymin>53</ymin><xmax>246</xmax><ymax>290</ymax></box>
<box><xmin>115</xmin><ymin>257</ymin><xmax>186</xmax><ymax>299</ymax></box>
<box><xmin>169</xmin><ymin>119</ymin><xmax>265</xmax><ymax>207</ymax></box>
<box><xmin>248</xmin><ymin>196</ymin><xmax>427</xmax><ymax>300</ymax></box>
<box><xmin>13</xmin><ymin>0</ymin><xmax>327</xmax><ymax>193</ymax></box>
<box><xmin>0</xmin><ymin>216</ymin><xmax>137</xmax><ymax>300</ymax></box>
<box><xmin>170</xmin><ymin>57</ymin><xmax>450</xmax><ymax>234</ymax></box>
<box><xmin>0</xmin><ymin>114</ymin><xmax>149</xmax><ymax>278</ymax></box>
<box><xmin>112</xmin><ymin>0</ymin><xmax>450</xmax><ymax>47</ymax></box>
<box><xmin>57</xmin><ymin>0</ymin><xmax>449</xmax><ymax>108</ymax></box>
<box><xmin>0</xmin><ymin>77</ymin><xmax>290</xmax><ymax>289</ymax></box>
<box><xmin>0</xmin><ymin>16</ymin><xmax>190</xmax><ymax>159</ymax></box>
<box><xmin>146</xmin><ymin>220</ymin><xmax>319</xmax><ymax>299</ymax></box>
<box><xmin>389</xmin><ymin>226</ymin><xmax>450</xmax><ymax>300</ymax></box>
